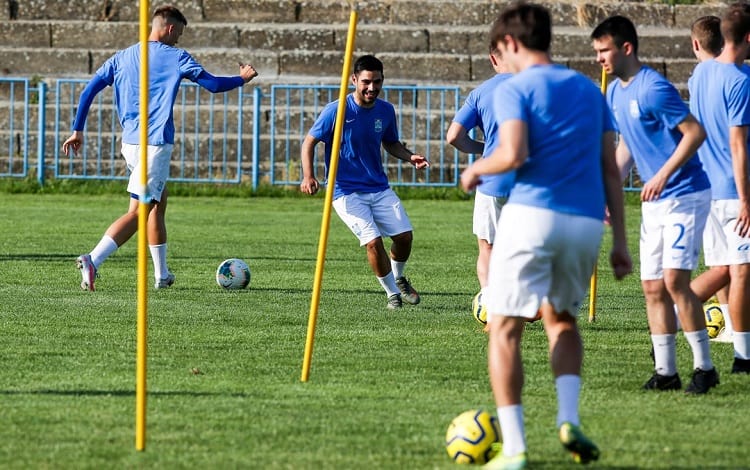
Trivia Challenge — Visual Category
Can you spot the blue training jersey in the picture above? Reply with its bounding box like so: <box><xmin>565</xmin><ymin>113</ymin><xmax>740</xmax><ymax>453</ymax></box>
<box><xmin>453</xmin><ymin>73</ymin><xmax>515</xmax><ymax>198</ymax></box>
<box><xmin>689</xmin><ymin>59</ymin><xmax>750</xmax><ymax>200</ymax></box>
<box><xmin>308</xmin><ymin>94</ymin><xmax>399</xmax><ymax>199</ymax></box>
<box><xmin>608</xmin><ymin>66</ymin><xmax>709</xmax><ymax>199</ymax></box>
<box><xmin>95</xmin><ymin>41</ymin><xmax>204</xmax><ymax>145</ymax></box>
<box><xmin>494</xmin><ymin>64</ymin><xmax>614</xmax><ymax>220</ymax></box>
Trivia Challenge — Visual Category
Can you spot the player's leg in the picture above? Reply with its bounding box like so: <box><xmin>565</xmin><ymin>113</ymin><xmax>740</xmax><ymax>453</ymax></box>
<box><xmin>545</xmin><ymin>212</ymin><xmax>601</xmax><ymax>464</ymax></box>
<box><xmin>640</xmin><ymin>200</ymin><xmax>682</xmax><ymax>389</ymax></box>
<box><xmin>664</xmin><ymin>191</ymin><xmax>717</xmax><ymax>393</ymax></box>
<box><xmin>690</xmin><ymin>265</ymin><xmax>730</xmax><ymax>302</ymax></box>
<box><xmin>374</xmin><ymin>189</ymin><xmax>420</xmax><ymax>305</ymax></box>
<box><xmin>333</xmin><ymin>192</ymin><xmax>401</xmax><ymax>308</ymax></box>
<box><xmin>76</xmin><ymin>174</ymin><xmax>140</xmax><ymax>291</ymax></box>
<box><xmin>729</xmin><ymin>263</ymin><xmax>750</xmax><ymax>373</ymax></box>
<box><xmin>486</xmin><ymin>314</ymin><xmax>527</xmax><ymax>467</ymax></box>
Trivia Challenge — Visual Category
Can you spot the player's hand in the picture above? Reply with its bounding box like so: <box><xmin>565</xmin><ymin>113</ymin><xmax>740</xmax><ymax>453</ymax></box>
<box><xmin>641</xmin><ymin>175</ymin><xmax>666</xmax><ymax>202</ymax></box>
<box><xmin>238</xmin><ymin>62</ymin><xmax>258</xmax><ymax>83</ymax></box>
<box><xmin>460</xmin><ymin>166</ymin><xmax>480</xmax><ymax>192</ymax></box>
<box><xmin>300</xmin><ymin>176</ymin><xmax>320</xmax><ymax>195</ymax></box>
<box><xmin>609</xmin><ymin>243</ymin><xmax>633</xmax><ymax>280</ymax></box>
<box><xmin>62</xmin><ymin>131</ymin><xmax>83</xmax><ymax>156</ymax></box>
<box><xmin>735</xmin><ymin>200</ymin><xmax>750</xmax><ymax>237</ymax></box>
<box><xmin>410</xmin><ymin>154</ymin><xmax>429</xmax><ymax>169</ymax></box>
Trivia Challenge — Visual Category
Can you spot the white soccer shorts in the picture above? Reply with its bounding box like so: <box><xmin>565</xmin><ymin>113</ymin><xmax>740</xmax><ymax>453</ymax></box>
<box><xmin>332</xmin><ymin>189</ymin><xmax>413</xmax><ymax>246</ymax></box>
<box><xmin>703</xmin><ymin>199</ymin><xmax>750</xmax><ymax>266</ymax></box>
<box><xmin>484</xmin><ymin>203</ymin><xmax>604</xmax><ymax>320</ymax></box>
<box><xmin>640</xmin><ymin>189</ymin><xmax>710</xmax><ymax>280</ymax></box>
<box><xmin>473</xmin><ymin>190</ymin><xmax>507</xmax><ymax>244</ymax></box>
<box><xmin>122</xmin><ymin>143</ymin><xmax>173</xmax><ymax>203</ymax></box>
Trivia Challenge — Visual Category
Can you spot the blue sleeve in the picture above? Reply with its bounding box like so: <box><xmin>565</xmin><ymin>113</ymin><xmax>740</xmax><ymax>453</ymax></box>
<box><xmin>72</xmin><ymin>74</ymin><xmax>109</xmax><ymax>131</ymax></box>
<box><xmin>194</xmin><ymin>70</ymin><xmax>245</xmax><ymax>93</ymax></box>
<box><xmin>453</xmin><ymin>90</ymin><xmax>480</xmax><ymax>130</ymax></box>
<box><xmin>642</xmin><ymin>76</ymin><xmax>688</xmax><ymax>130</ymax></box>
<box><xmin>309</xmin><ymin>103</ymin><xmax>337</xmax><ymax>143</ymax></box>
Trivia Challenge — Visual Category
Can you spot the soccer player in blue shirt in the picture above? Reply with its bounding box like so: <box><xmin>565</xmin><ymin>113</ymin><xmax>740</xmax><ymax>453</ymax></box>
<box><xmin>688</xmin><ymin>3</ymin><xmax>750</xmax><ymax>374</ymax></box>
<box><xmin>300</xmin><ymin>55</ymin><xmax>430</xmax><ymax>309</ymax></box>
<box><xmin>447</xmin><ymin>45</ymin><xmax>514</xmax><ymax>318</ymax></box>
<box><xmin>62</xmin><ymin>5</ymin><xmax>258</xmax><ymax>291</ymax></box>
<box><xmin>592</xmin><ymin>15</ymin><xmax>719</xmax><ymax>394</ymax></box>
<box><xmin>461</xmin><ymin>5</ymin><xmax>632</xmax><ymax>468</ymax></box>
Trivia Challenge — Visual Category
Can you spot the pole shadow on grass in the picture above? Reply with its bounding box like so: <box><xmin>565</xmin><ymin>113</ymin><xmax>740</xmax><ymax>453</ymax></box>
<box><xmin>0</xmin><ymin>389</ymin><xmax>250</xmax><ymax>398</ymax></box>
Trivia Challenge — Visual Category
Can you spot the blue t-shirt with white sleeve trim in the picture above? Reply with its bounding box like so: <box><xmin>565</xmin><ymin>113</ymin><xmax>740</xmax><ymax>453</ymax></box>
<box><xmin>493</xmin><ymin>64</ymin><xmax>613</xmax><ymax>221</ymax></box>
<box><xmin>308</xmin><ymin>94</ymin><xmax>399</xmax><ymax>199</ymax></box>
<box><xmin>608</xmin><ymin>66</ymin><xmax>709</xmax><ymax>199</ymax></box>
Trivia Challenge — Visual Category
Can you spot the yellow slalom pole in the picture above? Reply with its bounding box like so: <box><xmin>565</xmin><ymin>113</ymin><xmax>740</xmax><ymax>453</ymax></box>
<box><xmin>589</xmin><ymin>67</ymin><xmax>608</xmax><ymax>323</ymax></box>
<box><xmin>301</xmin><ymin>6</ymin><xmax>358</xmax><ymax>382</ymax></box>
<box><xmin>135</xmin><ymin>0</ymin><xmax>150</xmax><ymax>451</ymax></box>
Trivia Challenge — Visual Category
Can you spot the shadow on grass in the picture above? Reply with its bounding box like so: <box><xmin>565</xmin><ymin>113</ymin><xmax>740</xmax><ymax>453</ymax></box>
<box><xmin>0</xmin><ymin>389</ymin><xmax>250</xmax><ymax>398</ymax></box>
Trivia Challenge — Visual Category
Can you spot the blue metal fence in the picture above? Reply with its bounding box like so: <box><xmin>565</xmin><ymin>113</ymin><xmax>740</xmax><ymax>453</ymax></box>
<box><xmin>0</xmin><ymin>77</ymin><xmax>642</xmax><ymax>191</ymax></box>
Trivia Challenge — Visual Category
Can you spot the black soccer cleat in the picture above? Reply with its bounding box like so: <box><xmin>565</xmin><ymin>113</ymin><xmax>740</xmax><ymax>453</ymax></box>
<box><xmin>685</xmin><ymin>367</ymin><xmax>719</xmax><ymax>394</ymax></box>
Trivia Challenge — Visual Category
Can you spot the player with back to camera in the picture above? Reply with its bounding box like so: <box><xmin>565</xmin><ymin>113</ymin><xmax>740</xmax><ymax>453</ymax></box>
<box><xmin>299</xmin><ymin>55</ymin><xmax>429</xmax><ymax>310</ymax></box>
<box><xmin>591</xmin><ymin>15</ymin><xmax>720</xmax><ymax>394</ymax></box>
<box><xmin>446</xmin><ymin>44</ymin><xmax>514</xmax><ymax>319</ymax></box>
<box><xmin>460</xmin><ymin>4</ymin><xmax>632</xmax><ymax>469</ymax></box>
<box><xmin>686</xmin><ymin>15</ymin><xmax>735</xmax><ymax>343</ymax></box>
<box><xmin>62</xmin><ymin>5</ymin><xmax>258</xmax><ymax>291</ymax></box>
<box><xmin>688</xmin><ymin>2</ymin><xmax>750</xmax><ymax>374</ymax></box>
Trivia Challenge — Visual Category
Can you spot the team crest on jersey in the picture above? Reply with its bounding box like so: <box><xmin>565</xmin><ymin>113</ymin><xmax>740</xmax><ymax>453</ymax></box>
<box><xmin>629</xmin><ymin>99</ymin><xmax>641</xmax><ymax>118</ymax></box>
<box><xmin>374</xmin><ymin>119</ymin><xmax>383</xmax><ymax>132</ymax></box>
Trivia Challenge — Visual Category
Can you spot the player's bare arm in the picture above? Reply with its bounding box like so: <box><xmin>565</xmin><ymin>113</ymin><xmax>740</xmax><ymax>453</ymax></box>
<box><xmin>299</xmin><ymin>134</ymin><xmax>321</xmax><ymax>195</ymax></box>
<box><xmin>446</xmin><ymin>122</ymin><xmax>485</xmax><ymax>155</ymax></box>
<box><xmin>602</xmin><ymin>130</ymin><xmax>633</xmax><ymax>280</ymax></box>
<box><xmin>382</xmin><ymin>141</ymin><xmax>430</xmax><ymax>169</ymax></box>
<box><xmin>641</xmin><ymin>115</ymin><xmax>706</xmax><ymax>202</ymax></box>
<box><xmin>729</xmin><ymin>125</ymin><xmax>750</xmax><ymax>237</ymax></box>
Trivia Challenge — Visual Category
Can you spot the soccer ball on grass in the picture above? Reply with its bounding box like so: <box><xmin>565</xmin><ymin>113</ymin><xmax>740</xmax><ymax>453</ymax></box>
<box><xmin>216</xmin><ymin>258</ymin><xmax>251</xmax><ymax>290</ymax></box>
<box><xmin>445</xmin><ymin>409</ymin><xmax>500</xmax><ymax>464</ymax></box>
<box><xmin>703</xmin><ymin>302</ymin><xmax>724</xmax><ymax>339</ymax></box>
<box><xmin>471</xmin><ymin>292</ymin><xmax>488</xmax><ymax>325</ymax></box>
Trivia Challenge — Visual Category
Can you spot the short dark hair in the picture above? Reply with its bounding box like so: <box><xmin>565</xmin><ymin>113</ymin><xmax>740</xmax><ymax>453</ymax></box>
<box><xmin>154</xmin><ymin>5</ymin><xmax>187</xmax><ymax>26</ymax></box>
<box><xmin>591</xmin><ymin>15</ymin><xmax>639</xmax><ymax>54</ymax></box>
<box><xmin>490</xmin><ymin>2</ymin><xmax>551</xmax><ymax>53</ymax></box>
<box><xmin>352</xmin><ymin>55</ymin><xmax>384</xmax><ymax>76</ymax></box>
<box><xmin>691</xmin><ymin>15</ymin><xmax>723</xmax><ymax>56</ymax></box>
<box><xmin>721</xmin><ymin>2</ymin><xmax>750</xmax><ymax>45</ymax></box>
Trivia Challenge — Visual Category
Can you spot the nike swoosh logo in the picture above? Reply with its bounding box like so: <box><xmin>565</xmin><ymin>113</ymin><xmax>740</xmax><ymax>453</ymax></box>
<box><xmin>345</xmin><ymin>119</ymin><xmax>355</xmax><ymax>123</ymax></box>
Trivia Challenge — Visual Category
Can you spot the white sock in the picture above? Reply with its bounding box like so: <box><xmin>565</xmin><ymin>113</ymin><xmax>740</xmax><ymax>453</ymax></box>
<box><xmin>734</xmin><ymin>332</ymin><xmax>750</xmax><ymax>360</ymax></box>
<box><xmin>497</xmin><ymin>405</ymin><xmax>526</xmax><ymax>457</ymax></box>
<box><xmin>555</xmin><ymin>374</ymin><xmax>581</xmax><ymax>428</ymax></box>
<box><xmin>90</xmin><ymin>235</ymin><xmax>118</xmax><ymax>268</ymax></box>
<box><xmin>720</xmin><ymin>304</ymin><xmax>734</xmax><ymax>335</ymax></box>
<box><xmin>377</xmin><ymin>273</ymin><xmax>400</xmax><ymax>297</ymax></box>
<box><xmin>391</xmin><ymin>260</ymin><xmax>405</xmax><ymax>280</ymax></box>
<box><xmin>651</xmin><ymin>334</ymin><xmax>677</xmax><ymax>376</ymax></box>
<box><xmin>684</xmin><ymin>330</ymin><xmax>714</xmax><ymax>370</ymax></box>
<box><xmin>149</xmin><ymin>243</ymin><xmax>169</xmax><ymax>280</ymax></box>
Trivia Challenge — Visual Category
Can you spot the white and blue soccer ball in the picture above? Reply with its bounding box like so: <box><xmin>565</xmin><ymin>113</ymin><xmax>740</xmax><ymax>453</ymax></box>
<box><xmin>445</xmin><ymin>409</ymin><xmax>500</xmax><ymax>464</ymax></box>
<box><xmin>216</xmin><ymin>258</ymin><xmax>251</xmax><ymax>290</ymax></box>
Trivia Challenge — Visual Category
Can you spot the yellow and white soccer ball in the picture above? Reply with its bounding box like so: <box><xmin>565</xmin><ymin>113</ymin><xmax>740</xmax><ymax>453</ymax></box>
<box><xmin>445</xmin><ymin>409</ymin><xmax>500</xmax><ymax>464</ymax></box>
<box><xmin>703</xmin><ymin>302</ymin><xmax>725</xmax><ymax>339</ymax></box>
<box><xmin>472</xmin><ymin>292</ymin><xmax>488</xmax><ymax>325</ymax></box>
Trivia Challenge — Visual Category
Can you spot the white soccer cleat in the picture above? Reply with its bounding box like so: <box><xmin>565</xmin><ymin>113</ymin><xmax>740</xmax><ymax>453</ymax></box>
<box><xmin>155</xmin><ymin>271</ymin><xmax>175</xmax><ymax>290</ymax></box>
<box><xmin>76</xmin><ymin>254</ymin><xmax>97</xmax><ymax>291</ymax></box>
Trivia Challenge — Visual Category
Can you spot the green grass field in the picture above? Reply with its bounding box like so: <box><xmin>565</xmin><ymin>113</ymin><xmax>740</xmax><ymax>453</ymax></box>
<box><xmin>0</xmin><ymin>193</ymin><xmax>748</xmax><ymax>469</ymax></box>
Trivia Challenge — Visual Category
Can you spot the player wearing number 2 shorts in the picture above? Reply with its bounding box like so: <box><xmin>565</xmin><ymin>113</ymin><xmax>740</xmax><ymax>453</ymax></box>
<box><xmin>592</xmin><ymin>15</ymin><xmax>718</xmax><ymax>394</ymax></box>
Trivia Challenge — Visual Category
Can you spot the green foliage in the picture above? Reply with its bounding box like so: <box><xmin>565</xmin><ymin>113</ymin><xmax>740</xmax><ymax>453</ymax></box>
<box><xmin>0</xmin><ymin>194</ymin><xmax>745</xmax><ymax>469</ymax></box>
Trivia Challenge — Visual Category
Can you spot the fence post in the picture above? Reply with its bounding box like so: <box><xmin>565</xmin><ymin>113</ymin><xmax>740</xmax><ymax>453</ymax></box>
<box><xmin>252</xmin><ymin>86</ymin><xmax>261</xmax><ymax>190</ymax></box>
<box><xmin>37</xmin><ymin>80</ymin><xmax>47</xmax><ymax>186</ymax></box>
